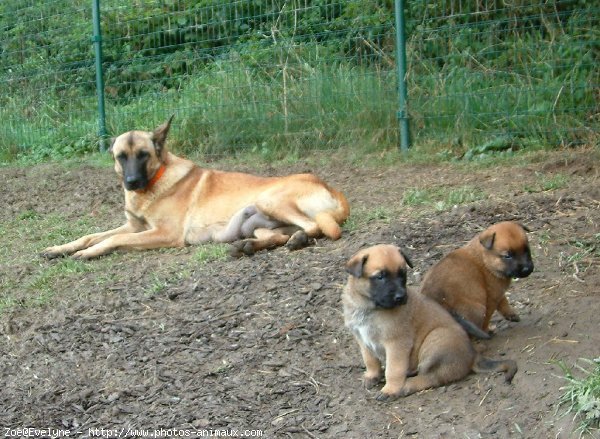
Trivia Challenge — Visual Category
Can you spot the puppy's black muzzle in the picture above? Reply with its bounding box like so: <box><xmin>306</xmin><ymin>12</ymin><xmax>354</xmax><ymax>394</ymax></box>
<box><xmin>504</xmin><ymin>247</ymin><xmax>534</xmax><ymax>279</ymax></box>
<box><xmin>393</xmin><ymin>289</ymin><xmax>408</xmax><ymax>306</ymax></box>
<box><xmin>371</xmin><ymin>277</ymin><xmax>408</xmax><ymax>309</ymax></box>
<box><xmin>514</xmin><ymin>261</ymin><xmax>534</xmax><ymax>278</ymax></box>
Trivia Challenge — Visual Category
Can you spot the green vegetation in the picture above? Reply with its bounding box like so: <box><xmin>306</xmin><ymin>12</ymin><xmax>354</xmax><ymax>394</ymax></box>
<box><xmin>557</xmin><ymin>358</ymin><xmax>600</xmax><ymax>437</ymax></box>
<box><xmin>343</xmin><ymin>206</ymin><xmax>393</xmax><ymax>232</ymax></box>
<box><xmin>565</xmin><ymin>234</ymin><xmax>600</xmax><ymax>270</ymax></box>
<box><xmin>402</xmin><ymin>185</ymin><xmax>486</xmax><ymax>211</ymax></box>
<box><xmin>0</xmin><ymin>206</ymin><xmax>231</xmax><ymax>314</ymax></box>
<box><xmin>192</xmin><ymin>244</ymin><xmax>231</xmax><ymax>264</ymax></box>
<box><xmin>525</xmin><ymin>173</ymin><xmax>570</xmax><ymax>193</ymax></box>
<box><xmin>0</xmin><ymin>1</ymin><xmax>597</xmax><ymax>162</ymax></box>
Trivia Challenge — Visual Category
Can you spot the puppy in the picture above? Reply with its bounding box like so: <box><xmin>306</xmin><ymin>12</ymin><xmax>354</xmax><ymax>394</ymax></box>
<box><xmin>342</xmin><ymin>244</ymin><xmax>517</xmax><ymax>400</ymax></box>
<box><xmin>420</xmin><ymin>221</ymin><xmax>534</xmax><ymax>338</ymax></box>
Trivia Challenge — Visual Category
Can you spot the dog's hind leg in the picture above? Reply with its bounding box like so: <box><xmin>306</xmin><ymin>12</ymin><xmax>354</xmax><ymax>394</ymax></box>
<box><xmin>398</xmin><ymin>328</ymin><xmax>473</xmax><ymax>397</ymax></box>
<box><xmin>229</xmin><ymin>226</ymin><xmax>297</xmax><ymax>257</ymax></box>
<box><xmin>253</xmin><ymin>202</ymin><xmax>331</xmax><ymax>251</ymax></box>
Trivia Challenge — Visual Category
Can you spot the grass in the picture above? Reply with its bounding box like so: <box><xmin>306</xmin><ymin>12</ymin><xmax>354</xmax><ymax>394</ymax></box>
<box><xmin>402</xmin><ymin>185</ymin><xmax>486</xmax><ymax>211</ymax></box>
<box><xmin>342</xmin><ymin>206</ymin><xmax>393</xmax><ymax>232</ymax></box>
<box><xmin>524</xmin><ymin>173</ymin><xmax>570</xmax><ymax>193</ymax></box>
<box><xmin>192</xmin><ymin>244</ymin><xmax>231</xmax><ymax>264</ymax></box>
<box><xmin>557</xmin><ymin>358</ymin><xmax>600</xmax><ymax>437</ymax></box>
<box><xmin>2</xmin><ymin>15</ymin><xmax>598</xmax><ymax>165</ymax></box>
<box><xmin>0</xmin><ymin>206</ymin><xmax>233</xmax><ymax>314</ymax></box>
<box><xmin>563</xmin><ymin>234</ymin><xmax>600</xmax><ymax>274</ymax></box>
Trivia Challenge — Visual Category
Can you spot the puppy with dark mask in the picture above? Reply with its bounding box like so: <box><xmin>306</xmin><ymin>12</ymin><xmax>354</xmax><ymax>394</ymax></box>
<box><xmin>342</xmin><ymin>244</ymin><xmax>517</xmax><ymax>400</ymax></box>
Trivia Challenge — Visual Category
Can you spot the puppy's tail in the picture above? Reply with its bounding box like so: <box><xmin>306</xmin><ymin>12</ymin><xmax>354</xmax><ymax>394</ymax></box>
<box><xmin>472</xmin><ymin>355</ymin><xmax>518</xmax><ymax>384</ymax></box>
<box><xmin>449</xmin><ymin>310</ymin><xmax>491</xmax><ymax>340</ymax></box>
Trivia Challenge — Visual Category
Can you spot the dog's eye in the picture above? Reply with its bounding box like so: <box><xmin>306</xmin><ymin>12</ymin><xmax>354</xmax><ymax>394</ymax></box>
<box><xmin>373</xmin><ymin>271</ymin><xmax>386</xmax><ymax>280</ymax></box>
<box><xmin>503</xmin><ymin>252</ymin><xmax>513</xmax><ymax>259</ymax></box>
<box><xmin>137</xmin><ymin>151</ymin><xmax>149</xmax><ymax>160</ymax></box>
<box><xmin>117</xmin><ymin>153</ymin><xmax>127</xmax><ymax>161</ymax></box>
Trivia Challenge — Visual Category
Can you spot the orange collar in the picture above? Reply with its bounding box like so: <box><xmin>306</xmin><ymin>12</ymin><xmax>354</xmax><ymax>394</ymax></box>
<box><xmin>136</xmin><ymin>164</ymin><xmax>166</xmax><ymax>193</ymax></box>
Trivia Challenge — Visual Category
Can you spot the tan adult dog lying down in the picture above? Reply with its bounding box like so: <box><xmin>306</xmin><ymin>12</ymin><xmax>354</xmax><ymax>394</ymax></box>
<box><xmin>42</xmin><ymin>116</ymin><xmax>350</xmax><ymax>260</ymax></box>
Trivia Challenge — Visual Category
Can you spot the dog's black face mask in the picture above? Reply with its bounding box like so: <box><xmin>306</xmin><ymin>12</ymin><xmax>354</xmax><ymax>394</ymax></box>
<box><xmin>369</xmin><ymin>269</ymin><xmax>408</xmax><ymax>309</ymax></box>
<box><xmin>501</xmin><ymin>245</ymin><xmax>534</xmax><ymax>279</ymax></box>
<box><xmin>116</xmin><ymin>150</ymin><xmax>150</xmax><ymax>191</ymax></box>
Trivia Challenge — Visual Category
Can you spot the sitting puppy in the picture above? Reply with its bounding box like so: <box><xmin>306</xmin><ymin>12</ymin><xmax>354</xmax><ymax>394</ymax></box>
<box><xmin>420</xmin><ymin>221</ymin><xmax>534</xmax><ymax>338</ymax></box>
<box><xmin>342</xmin><ymin>244</ymin><xmax>517</xmax><ymax>400</ymax></box>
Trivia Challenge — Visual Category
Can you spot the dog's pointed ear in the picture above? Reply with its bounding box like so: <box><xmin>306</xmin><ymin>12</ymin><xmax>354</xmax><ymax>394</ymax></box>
<box><xmin>345</xmin><ymin>253</ymin><xmax>368</xmax><ymax>278</ymax></box>
<box><xmin>398</xmin><ymin>247</ymin><xmax>413</xmax><ymax>268</ymax></box>
<box><xmin>479</xmin><ymin>231</ymin><xmax>496</xmax><ymax>250</ymax></box>
<box><xmin>152</xmin><ymin>114</ymin><xmax>174</xmax><ymax>156</ymax></box>
<box><xmin>108</xmin><ymin>137</ymin><xmax>117</xmax><ymax>154</ymax></box>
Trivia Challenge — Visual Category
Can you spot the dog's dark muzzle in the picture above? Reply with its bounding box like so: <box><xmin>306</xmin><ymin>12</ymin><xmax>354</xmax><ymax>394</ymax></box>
<box><xmin>124</xmin><ymin>174</ymin><xmax>148</xmax><ymax>191</ymax></box>
<box><xmin>393</xmin><ymin>290</ymin><xmax>408</xmax><ymax>305</ymax></box>
<box><xmin>373</xmin><ymin>286</ymin><xmax>408</xmax><ymax>309</ymax></box>
<box><xmin>505</xmin><ymin>260</ymin><xmax>534</xmax><ymax>279</ymax></box>
<box><xmin>514</xmin><ymin>261</ymin><xmax>534</xmax><ymax>278</ymax></box>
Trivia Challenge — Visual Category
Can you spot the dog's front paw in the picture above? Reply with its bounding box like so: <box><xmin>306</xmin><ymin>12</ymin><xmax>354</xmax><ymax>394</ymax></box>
<box><xmin>375</xmin><ymin>384</ymin><xmax>405</xmax><ymax>401</ymax></box>
<box><xmin>505</xmin><ymin>313</ymin><xmax>520</xmax><ymax>322</ymax></box>
<box><xmin>41</xmin><ymin>246</ymin><xmax>67</xmax><ymax>259</ymax></box>
<box><xmin>72</xmin><ymin>249</ymin><xmax>98</xmax><ymax>260</ymax></box>
<box><xmin>286</xmin><ymin>231</ymin><xmax>309</xmax><ymax>251</ymax></box>
<box><xmin>375</xmin><ymin>390</ymin><xmax>400</xmax><ymax>401</ymax></box>
<box><xmin>363</xmin><ymin>374</ymin><xmax>382</xmax><ymax>389</ymax></box>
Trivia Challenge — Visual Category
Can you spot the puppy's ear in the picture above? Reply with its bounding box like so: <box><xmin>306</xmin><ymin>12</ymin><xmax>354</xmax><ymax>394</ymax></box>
<box><xmin>398</xmin><ymin>247</ymin><xmax>413</xmax><ymax>268</ymax></box>
<box><xmin>345</xmin><ymin>254</ymin><xmax>368</xmax><ymax>278</ymax></box>
<box><xmin>152</xmin><ymin>114</ymin><xmax>174</xmax><ymax>157</ymax></box>
<box><xmin>479</xmin><ymin>231</ymin><xmax>496</xmax><ymax>250</ymax></box>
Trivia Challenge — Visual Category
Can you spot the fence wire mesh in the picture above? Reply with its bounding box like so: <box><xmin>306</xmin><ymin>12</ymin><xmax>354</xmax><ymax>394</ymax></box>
<box><xmin>0</xmin><ymin>1</ymin><xmax>598</xmax><ymax>161</ymax></box>
<box><xmin>407</xmin><ymin>1</ymin><xmax>599</xmax><ymax>153</ymax></box>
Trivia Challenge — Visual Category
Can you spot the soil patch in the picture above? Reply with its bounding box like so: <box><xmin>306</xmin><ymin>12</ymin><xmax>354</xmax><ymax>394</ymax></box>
<box><xmin>0</xmin><ymin>149</ymin><xmax>598</xmax><ymax>438</ymax></box>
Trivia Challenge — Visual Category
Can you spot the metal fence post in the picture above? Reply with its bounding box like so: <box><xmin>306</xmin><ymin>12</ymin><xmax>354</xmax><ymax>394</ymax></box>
<box><xmin>394</xmin><ymin>0</ymin><xmax>410</xmax><ymax>151</ymax></box>
<box><xmin>92</xmin><ymin>0</ymin><xmax>108</xmax><ymax>151</ymax></box>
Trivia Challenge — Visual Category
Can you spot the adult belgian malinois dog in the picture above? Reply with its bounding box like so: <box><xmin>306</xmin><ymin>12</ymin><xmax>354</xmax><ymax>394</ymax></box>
<box><xmin>42</xmin><ymin>116</ymin><xmax>349</xmax><ymax>260</ymax></box>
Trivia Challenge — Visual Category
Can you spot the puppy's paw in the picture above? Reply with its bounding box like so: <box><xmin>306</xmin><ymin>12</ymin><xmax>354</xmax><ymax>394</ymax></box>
<box><xmin>505</xmin><ymin>313</ymin><xmax>520</xmax><ymax>322</ymax></box>
<box><xmin>375</xmin><ymin>384</ymin><xmax>404</xmax><ymax>401</ymax></box>
<box><xmin>286</xmin><ymin>231</ymin><xmax>309</xmax><ymax>251</ymax></box>
<box><xmin>363</xmin><ymin>374</ymin><xmax>382</xmax><ymax>389</ymax></box>
<box><xmin>375</xmin><ymin>390</ymin><xmax>402</xmax><ymax>401</ymax></box>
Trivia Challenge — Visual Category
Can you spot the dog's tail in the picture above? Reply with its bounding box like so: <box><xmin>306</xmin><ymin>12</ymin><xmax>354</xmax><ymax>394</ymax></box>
<box><xmin>472</xmin><ymin>355</ymin><xmax>518</xmax><ymax>384</ymax></box>
<box><xmin>449</xmin><ymin>310</ymin><xmax>491</xmax><ymax>340</ymax></box>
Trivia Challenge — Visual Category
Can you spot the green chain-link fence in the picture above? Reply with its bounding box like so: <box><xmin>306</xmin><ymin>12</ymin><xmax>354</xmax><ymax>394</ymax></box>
<box><xmin>0</xmin><ymin>1</ymin><xmax>598</xmax><ymax>162</ymax></box>
<box><xmin>407</xmin><ymin>1</ymin><xmax>599</xmax><ymax>156</ymax></box>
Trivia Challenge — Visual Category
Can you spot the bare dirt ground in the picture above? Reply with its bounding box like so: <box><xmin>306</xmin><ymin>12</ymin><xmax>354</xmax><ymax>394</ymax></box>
<box><xmin>0</xmin><ymin>148</ymin><xmax>598</xmax><ymax>438</ymax></box>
